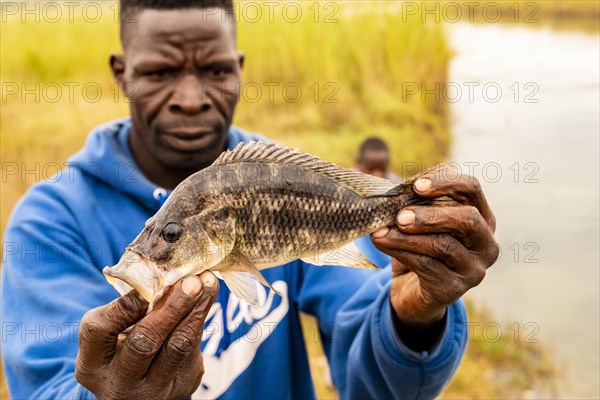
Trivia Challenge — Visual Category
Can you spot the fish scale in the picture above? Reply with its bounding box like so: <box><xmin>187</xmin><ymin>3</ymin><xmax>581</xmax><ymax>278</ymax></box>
<box><xmin>104</xmin><ymin>141</ymin><xmax>436</xmax><ymax>306</ymax></box>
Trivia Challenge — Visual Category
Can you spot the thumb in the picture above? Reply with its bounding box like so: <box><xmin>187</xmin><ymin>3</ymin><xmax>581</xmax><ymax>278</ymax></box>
<box><xmin>77</xmin><ymin>290</ymin><xmax>148</xmax><ymax>368</ymax></box>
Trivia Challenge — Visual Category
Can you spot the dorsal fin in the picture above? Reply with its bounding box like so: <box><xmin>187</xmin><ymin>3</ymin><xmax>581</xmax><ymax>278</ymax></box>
<box><xmin>212</xmin><ymin>141</ymin><xmax>401</xmax><ymax>198</ymax></box>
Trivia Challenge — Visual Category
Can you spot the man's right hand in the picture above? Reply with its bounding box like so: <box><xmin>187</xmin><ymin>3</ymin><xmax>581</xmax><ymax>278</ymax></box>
<box><xmin>75</xmin><ymin>272</ymin><xmax>219</xmax><ymax>400</ymax></box>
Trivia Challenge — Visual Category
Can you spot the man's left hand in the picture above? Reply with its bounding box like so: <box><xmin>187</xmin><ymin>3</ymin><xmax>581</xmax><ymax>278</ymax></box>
<box><xmin>371</xmin><ymin>167</ymin><xmax>500</xmax><ymax>329</ymax></box>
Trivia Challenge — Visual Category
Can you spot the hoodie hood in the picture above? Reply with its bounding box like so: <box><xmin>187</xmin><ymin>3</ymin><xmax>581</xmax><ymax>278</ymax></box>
<box><xmin>67</xmin><ymin>117</ymin><xmax>267</xmax><ymax>211</ymax></box>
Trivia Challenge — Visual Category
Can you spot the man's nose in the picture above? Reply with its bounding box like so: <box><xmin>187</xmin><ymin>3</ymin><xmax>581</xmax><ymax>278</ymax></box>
<box><xmin>168</xmin><ymin>75</ymin><xmax>211</xmax><ymax>114</ymax></box>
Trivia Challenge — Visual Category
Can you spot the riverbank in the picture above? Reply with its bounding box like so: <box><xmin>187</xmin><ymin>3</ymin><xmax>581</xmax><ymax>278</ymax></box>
<box><xmin>451</xmin><ymin>0</ymin><xmax>600</xmax><ymax>32</ymax></box>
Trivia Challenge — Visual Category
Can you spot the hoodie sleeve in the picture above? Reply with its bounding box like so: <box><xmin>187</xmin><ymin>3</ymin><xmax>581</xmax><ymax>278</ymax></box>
<box><xmin>297</xmin><ymin>263</ymin><xmax>468</xmax><ymax>399</ymax></box>
<box><xmin>1</xmin><ymin>185</ymin><xmax>108</xmax><ymax>400</ymax></box>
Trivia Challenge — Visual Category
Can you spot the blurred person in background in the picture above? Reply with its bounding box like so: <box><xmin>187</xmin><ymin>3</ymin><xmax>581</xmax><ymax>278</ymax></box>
<box><xmin>355</xmin><ymin>136</ymin><xmax>401</xmax><ymax>181</ymax></box>
<box><xmin>354</xmin><ymin>137</ymin><xmax>401</xmax><ymax>269</ymax></box>
<box><xmin>1</xmin><ymin>1</ymin><xmax>500</xmax><ymax>399</ymax></box>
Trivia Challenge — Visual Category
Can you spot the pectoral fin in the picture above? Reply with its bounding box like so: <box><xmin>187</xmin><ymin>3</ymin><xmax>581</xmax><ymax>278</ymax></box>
<box><xmin>233</xmin><ymin>250</ymin><xmax>280</xmax><ymax>296</ymax></box>
<box><xmin>215</xmin><ymin>250</ymin><xmax>279</xmax><ymax>306</ymax></box>
<box><xmin>301</xmin><ymin>241</ymin><xmax>379</xmax><ymax>269</ymax></box>
<box><xmin>220</xmin><ymin>271</ymin><xmax>262</xmax><ymax>306</ymax></box>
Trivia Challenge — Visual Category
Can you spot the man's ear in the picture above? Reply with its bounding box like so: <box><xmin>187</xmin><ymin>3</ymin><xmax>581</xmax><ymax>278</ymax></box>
<box><xmin>110</xmin><ymin>53</ymin><xmax>126</xmax><ymax>90</ymax></box>
<box><xmin>238</xmin><ymin>52</ymin><xmax>245</xmax><ymax>70</ymax></box>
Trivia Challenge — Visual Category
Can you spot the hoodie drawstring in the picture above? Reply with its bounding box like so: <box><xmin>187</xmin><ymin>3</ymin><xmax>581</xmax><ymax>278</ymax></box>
<box><xmin>153</xmin><ymin>188</ymin><xmax>169</xmax><ymax>206</ymax></box>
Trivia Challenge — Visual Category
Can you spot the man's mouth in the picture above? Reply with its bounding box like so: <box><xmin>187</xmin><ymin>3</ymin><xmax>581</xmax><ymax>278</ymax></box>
<box><xmin>161</xmin><ymin>128</ymin><xmax>219</xmax><ymax>152</ymax></box>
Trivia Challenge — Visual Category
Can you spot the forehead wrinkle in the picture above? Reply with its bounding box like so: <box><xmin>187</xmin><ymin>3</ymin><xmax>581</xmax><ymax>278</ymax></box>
<box><xmin>128</xmin><ymin>43</ymin><xmax>185</xmax><ymax>67</ymax></box>
<box><xmin>122</xmin><ymin>8</ymin><xmax>237</xmax><ymax>53</ymax></box>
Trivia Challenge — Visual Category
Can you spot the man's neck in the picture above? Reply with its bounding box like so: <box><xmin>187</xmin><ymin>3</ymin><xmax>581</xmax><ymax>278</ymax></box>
<box><xmin>129</xmin><ymin>133</ymin><xmax>219</xmax><ymax>190</ymax></box>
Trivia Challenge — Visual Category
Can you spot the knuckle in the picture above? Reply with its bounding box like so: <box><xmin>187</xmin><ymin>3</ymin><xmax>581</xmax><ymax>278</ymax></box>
<box><xmin>488</xmin><ymin>213</ymin><xmax>497</xmax><ymax>233</ymax></box>
<box><xmin>166</xmin><ymin>334</ymin><xmax>196</xmax><ymax>361</ymax></box>
<box><xmin>468</xmin><ymin>265</ymin><xmax>487</xmax><ymax>286</ymax></box>
<box><xmin>78</xmin><ymin>314</ymin><xmax>105</xmax><ymax>343</ymax></box>
<box><xmin>434</xmin><ymin>275</ymin><xmax>462</xmax><ymax>303</ymax></box>
<box><xmin>432</xmin><ymin>234</ymin><xmax>454</xmax><ymax>255</ymax></box>
<box><xmin>445</xmin><ymin>279</ymin><xmax>467</xmax><ymax>301</ymax></box>
<box><xmin>418</xmin><ymin>254</ymin><xmax>436</xmax><ymax>273</ymax></box>
<box><xmin>463</xmin><ymin>206</ymin><xmax>481</xmax><ymax>229</ymax></box>
<box><xmin>465</xmin><ymin>174</ymin><xmax>482</xmax><ymax>192</ymax></box>
<box><xmin>128</xmin><ymin>327</ymin><xmax>161</xmax><ymax>355</ymax></box>
<box><xmin>488</xmin><ymin>241</ymin><xmax>501</xmax><ymax>263</ymax></box>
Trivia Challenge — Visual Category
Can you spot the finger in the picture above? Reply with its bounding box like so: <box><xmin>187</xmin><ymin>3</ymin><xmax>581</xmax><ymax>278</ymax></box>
<box><xmin>413</xmin><ymin>166</ymin><xmax>496</xmax><ymax>231</ymax></box>
<box><xmin>148</xmin><ymin>272</ymin><xmax>219</xmax><ymax>384</ymax></box>
<box><xmin>374</xmin><ymin>228</ymin><xmax>489</xmax><ymax>285</ymax></box>
<box><xmin>395</xmin><ymin>205</ymin><xmax>496</xmax><ymax>251</ymax></box>
<box><xmin>373</xmin><ymin>228</ymin><xmax>469</xmax><ymax>270</ymax></box>
<box><xmin>77</xmin><ymin>290</ymin><xmax>148</xmax><ymax>370</ymax></box>
<box><xmin>115</xmin><ymin>275</ymin><xmax>206</xmax><ymax>381</ymax></box>
<box><xmin>387</xmin><ymin>249</ymin><xmax>468</xmax><ymax>304</ymax></box>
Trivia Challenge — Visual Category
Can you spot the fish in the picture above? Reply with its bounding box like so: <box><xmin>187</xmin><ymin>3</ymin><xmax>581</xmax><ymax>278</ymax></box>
<box><xmin>103</xmin><ymin>141</ymin><xmax>444</xmax><ymax>307</ymax></box>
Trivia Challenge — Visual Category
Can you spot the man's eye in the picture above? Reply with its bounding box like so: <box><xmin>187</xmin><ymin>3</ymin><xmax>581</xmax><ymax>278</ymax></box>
<box><xmin>207</xmin><ymin>66</ymin><xmax>232</xmax><ymax>78</ymax></box>
<box><xmin>145</xmin><ymin>69</ymin><xmax>175</xmax><ymax>79</ymax></box>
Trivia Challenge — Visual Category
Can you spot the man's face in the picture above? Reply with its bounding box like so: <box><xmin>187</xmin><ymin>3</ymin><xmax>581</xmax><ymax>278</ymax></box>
<box><xmin>113</xmin><ymin>8</ymin><xmax>242</xmax><ymax>171</ymax></box>
<box><xmin>357</xmin><ymin>150</ymin><xmax>390</xmax><ymax>178</ymax></box>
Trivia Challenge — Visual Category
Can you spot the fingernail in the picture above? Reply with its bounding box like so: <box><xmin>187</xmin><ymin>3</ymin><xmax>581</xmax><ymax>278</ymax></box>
<box><xmin>373</xmin><ymin>227</ymin><xmax>389</xmax><ymax>238</ymax></box>
<box><xmin>415</xmin><ymin>178</ymin><xmax>432</xmax><ymax>192</ymax></box>
<box><xmin>397</xmin><ymin>210</ymin><xmax>415</xmax><ymax>226</ymax></box>
<box><xmin>182</xmin><ymin>276</ymin><xmax>203</xmax><ymax>297</ymax></box>
<box><xmin>200</xmin><ymin>271</ymin><xmax>216</xmax><ymax>287</ymax></box>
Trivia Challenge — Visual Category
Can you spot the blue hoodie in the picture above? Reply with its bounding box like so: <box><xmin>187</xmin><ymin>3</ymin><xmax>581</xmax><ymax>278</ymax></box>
<box><xmin>1</xmin><ymin>118</ymin><xmax>468</xmax><ymax>399</ymax></box>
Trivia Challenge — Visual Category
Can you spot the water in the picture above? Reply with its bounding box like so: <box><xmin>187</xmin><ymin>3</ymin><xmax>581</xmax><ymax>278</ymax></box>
<box><xmin>447</xmin><ymin>23</ymin><xmax>599</xmax><ymax>397</ymax></box>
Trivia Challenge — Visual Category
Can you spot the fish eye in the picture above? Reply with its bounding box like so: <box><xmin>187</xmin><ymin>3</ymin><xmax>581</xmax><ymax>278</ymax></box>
<box><xmin>161</xmin><ymin>222</ymin><xmax>183</xmax><ymax>243</ymax></box>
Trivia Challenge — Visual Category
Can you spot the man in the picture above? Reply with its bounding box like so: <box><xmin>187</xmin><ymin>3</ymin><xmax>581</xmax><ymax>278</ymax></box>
<box><xmin>355</xmin><ymin>136</ymin><xmax>400</xmax><ymax>181</ymax></box>
<box><xmin>1</xmin><ymin>1</ymin><xmax>499</xmax><ymax>399</ymax></box>
<box><xmin>354</xmin><ymin>137</ymin><xmax>401</xmax><ymax>268</ymax></box>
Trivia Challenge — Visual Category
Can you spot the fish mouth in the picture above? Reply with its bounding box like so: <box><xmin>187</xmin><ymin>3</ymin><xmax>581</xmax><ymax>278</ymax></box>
<box><xmin>103</xmin><ymin>250</ymin><xmax>185</xmax><ymax>305</ymax></box>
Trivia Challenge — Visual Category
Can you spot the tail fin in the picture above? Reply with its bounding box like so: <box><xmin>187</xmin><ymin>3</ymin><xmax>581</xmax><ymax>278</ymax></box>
<box><xmin>385</xmin><ymin>164</ymin><xmax>459</xmax><ymax>207</ymax></box>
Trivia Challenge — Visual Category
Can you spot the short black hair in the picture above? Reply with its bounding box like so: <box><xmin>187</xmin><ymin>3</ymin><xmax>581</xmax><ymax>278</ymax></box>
<box><xmin>120</xmin><ymin>0</ymin><xmax>234</xmax><ymax>17</ymax></box>
<box><xmin>119</xmin><ymin>0</ymin><xmax>235</xmax><ymax>45</ymax></box>
<box><xmin>359</xmin><ymin>137</ymin><xmax>389</xmax><ymax>158</ymax></box>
